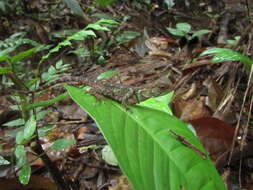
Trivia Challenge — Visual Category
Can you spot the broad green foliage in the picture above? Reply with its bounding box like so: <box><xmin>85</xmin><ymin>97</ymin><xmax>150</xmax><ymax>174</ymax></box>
<box><xmin>66</xmin><ymin>85</ymin><xmax>227</xmax><ymax>190</ymax></box>
<box><xmin>138</xmin><ymin>92</ymin><xmax>173</xmax><ymax>115</ymax></box>
<box><xmin>13</xmin><ymin>115</ymin><xmax>37</xmax><ymax>184</ymax></box>
<box><xmin>167</xmin><ymin>23</ymin><xmax>211</xmax><ymax>41</ymax></box>
<box><xmin>40</xmin><ymin>19</ymin><xmax>118</xmax><ymax>64</ymax></box>
<box><xmin>11</xmin><ymin>46</ymin><xmax>45</xmax><ymax>64</ymax></box>
<box><xmin>42</xmin><ymin>60</ymin><xmax>71</xmax><ymax>83</ymax></box>
<box><xmin>0</xmin><ymin>16</ymin><xmax>119</xmax><ymax>187</ymax></box>
<box><xmin>0</xmin><ymin>32</ymin><xmax>49</xmax><ymax>63</ymax></box>
<box><xmin>200</xmin><ymin>48</ymin><xmax>253</xmax><ymax>68</ymax></box>
<box><xmin>0</xmin><ymin>32</ymin><xmax>50</xmax><ymax>81</ymax></box>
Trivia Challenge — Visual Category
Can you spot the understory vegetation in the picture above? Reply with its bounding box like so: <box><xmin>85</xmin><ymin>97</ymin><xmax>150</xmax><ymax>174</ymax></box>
<box><xmin>0</xmin><ymin>0</ymin><xmax>253</xmax><ymax>190</ymax></box>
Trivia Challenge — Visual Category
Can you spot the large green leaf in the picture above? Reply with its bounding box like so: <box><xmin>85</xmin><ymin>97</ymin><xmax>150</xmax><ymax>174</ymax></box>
<box><xmin>66</xmin><ymin>85</ymin><xmax>226</xmax><ymax>190</ymax></box>
<box><xmin>200</xmin><ymin>48</ymin><xmax>253</xmax><ymax>68</ymax></box>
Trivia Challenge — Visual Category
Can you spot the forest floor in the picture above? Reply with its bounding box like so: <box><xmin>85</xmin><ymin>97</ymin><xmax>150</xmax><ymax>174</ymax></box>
<box><xmin>1</xmin><ymin>0</ymin><xmax>253</xmax><ymax>190</ymax></box>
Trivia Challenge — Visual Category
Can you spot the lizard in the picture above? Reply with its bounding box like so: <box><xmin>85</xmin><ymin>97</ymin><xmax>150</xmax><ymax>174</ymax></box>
<box><xmin>33</xmin><ymin>76</ymin><xmax>144</xmax><ymax>104</ymax></box>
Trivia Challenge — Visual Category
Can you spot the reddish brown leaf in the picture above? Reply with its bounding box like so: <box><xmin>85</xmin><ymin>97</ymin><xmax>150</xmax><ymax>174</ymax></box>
<box><xmin>188</xmin><ymin>117</ymin><xmax>235</xmax><ymax>160</ymax></box>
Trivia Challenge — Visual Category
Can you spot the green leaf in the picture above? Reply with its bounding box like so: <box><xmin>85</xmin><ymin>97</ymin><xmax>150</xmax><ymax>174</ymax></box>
<box><xmin>164</xmin><ymin>0</ymin><xmax>175</xmax><ymax>8</ymax></box>
<box><xmin>62</xmin><ymin>0</ymin><xmax>84</xmax><ymax>17</ymax></box>
<box><xmin>23</xmin><ymin>115</ymin><xmax>36</xmax><ymax>140</ymax></box>
<box><xmin>19</xmin><ymin>164</ymin><xmax>31</xmax><ymax>185</ymax></box>
<box><xmin>0</xmin><ymin>156</ymin><xmax>10</xmax><ymax>165</ymax></box>
<box><xmin>15</xmin><ymin>145</ymin><xmax>26</xmax><ymax>158</ymax></box>
<box><xmin>68</xmin><ymin>30</ymin><xmax>96</xmax><ymax>41</ymax></box>
<box><xmin>86</xmin><ymin>24</ymin><xmax>110</xmax><ymax>31</ymax></box>
<box><xmin>0</xmin><ymin>47</ymin><xmax>16</xmax><ymax>58</ymax></box>
<box><xmin>36</xmin><ymin>110</ymin><xmax>48</xmax><ymax>120</ymax></box>
<box><xmin>41</xmin><ymin>30</ymin><xmax>95</xmax><ymax>62</ymax></box>
<box><xmin>192</xmin><ymin>29</ymin><xmax>211</xmax><ymax>38</ymax></box>
<box><xmin>176</xmin><ymin>23</ymin><xmax>191</xmax><ymax>33</ymax></box>
<box><xmin>15</xmin><ymin>145</ymin><xmax>26</xmax><ymax>168</ymax></box>
<box><xmin>51</xmin><ymin>138</ymin><xmax>76</xmax><ymax>150</ymax></box>
<box><xmin>138</xmin><ymin>92</ymin><xmax>173</xmax><ymax>115</ymax></box>
<box><xmin>0</xmin><ymin>66</ymin><xmax>11</xmax><ymax>74</ymax></box>
<box><xmin>16</xmin><ymin>131</ymin><xmax>24</xmax><ymax>144</ymax></box>
<box><xmin>166</xmin><ymin>28</ymin><xmax>186</xmax><ymax>37</ymax></box>
<box><xmin>97</xmin><ymin>70</ymin><xmax>118</xmax><ymax>80</ymax></box>
<box><xmin>200</xmin><ymin>48</ymin><xmax>253</xmax><ymax>68</ymax></box>
<box><xmin>11</xmin><ymin>47</ymin><xmax>37</xmax><ymax>64</ymax></box>
<box><xmin>0</xmin><ymin>55</ymin><xmax>10</xmax><ymax>62</ymax></box>
<box><xmin>96</xmin><ymin>19</ymin><xmax>119</xmax><ymax>25</ymax></box>
<box><xmin>3</xmin><ymin>118</ymin><xmax>25</xmax><ymax>127</ymax></box>
<box><xmin>66</xmin><ymin>85</ymin><xmax>226</xmax><ymax>190</ymax></box>
<box><xmin>27</xmin><ymin>92</ymin><xmax>69</xmax><ymax>110</ymax></box>
<box><xmin>38</xmin><ymin>125</ymin><xmax>55</xmax><ymax>137</ymax></box>
<box><xmin>40</xmin><ymin>19</ymin><xmax>115</xmax><ymax>65</ymax></box>
<box><xmin>69</xmin><ymin>48</ymin><xmax>89</xmax><ymax>56</ymax></box>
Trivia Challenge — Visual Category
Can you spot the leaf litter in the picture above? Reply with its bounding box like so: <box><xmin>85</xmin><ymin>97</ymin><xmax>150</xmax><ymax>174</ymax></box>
<box><xmin>0</xmin><ymin>0</ymin><xmax>253</xmax><ymax>189</ymax></box>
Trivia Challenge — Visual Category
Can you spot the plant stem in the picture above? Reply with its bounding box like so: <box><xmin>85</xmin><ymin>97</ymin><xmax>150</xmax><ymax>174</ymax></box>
<box><xmin>7</xmin><ymin>72</ymin><xmax>30</xmax><ymax>120</ymax></box>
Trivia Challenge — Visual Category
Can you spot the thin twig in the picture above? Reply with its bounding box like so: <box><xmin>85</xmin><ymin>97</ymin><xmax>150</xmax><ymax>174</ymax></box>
<box><xmin>238</xmin><ymin>67</ymin><xmax>253</xmax><ymax>187</ymax></box>
<box><xmin>228</xmin><ymin>66</ymin><xmax>253</xmax><ymax>166</ymax></box>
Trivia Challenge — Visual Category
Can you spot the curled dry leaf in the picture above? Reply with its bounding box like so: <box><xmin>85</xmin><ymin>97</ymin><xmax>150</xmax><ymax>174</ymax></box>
<box><xmin>173</xmin><ymin>96</ymin><xmax>212</xmax><ymax>121</ymax></box>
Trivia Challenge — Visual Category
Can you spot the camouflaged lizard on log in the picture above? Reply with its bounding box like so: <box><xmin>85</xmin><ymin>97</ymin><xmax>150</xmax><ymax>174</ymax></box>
<box><xmin>34</xmin><ymin>76</ymin><xmax>145</xmax><ymax>104</ymax></box>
